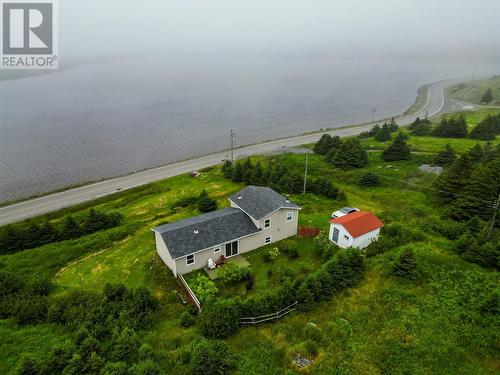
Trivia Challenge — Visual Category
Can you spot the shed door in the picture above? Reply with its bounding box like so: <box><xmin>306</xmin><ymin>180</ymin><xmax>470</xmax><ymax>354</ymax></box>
<box><xmin>332</xmin><ymin>227</ymin><xmax>339</xmax><ymax>243</ymax></box>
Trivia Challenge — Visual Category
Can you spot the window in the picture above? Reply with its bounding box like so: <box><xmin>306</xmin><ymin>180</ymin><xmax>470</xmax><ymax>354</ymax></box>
<box><xmin>286</xmin><ymin>211</ymin><xmax>293</xmax><ymax>222</ymax></box>
<box><xmin>214</xmin><ymin>245</ymin><xmax>221</xmax><ymax>253</ymax></box>
<box><xmin>186</xmin><ymin>254</ymin><xmax>195</xmax><ymax>266</ymax></box>
<box><xmin>264</xmin><ymin>218</ymin><xmax>271</xmax><ymax>229</ymax></box>
<box><xmin>225</xmin><ymin>241</ymin><xmax>239</xmax><ymax>257</ymax></box>
<box><xmin>265</xmin><ymin>236</ymin><xmax>271</xmax><ymax>244</ymax></box>
<box><xmin>344</xmin><ymin>235</ymin><xmax>350</xmax><ymax>241</ymax></box>
<box><xmin>332</xmin><ymin>227</ymin><xmax>339</xmax><ymax>243</ymax></box>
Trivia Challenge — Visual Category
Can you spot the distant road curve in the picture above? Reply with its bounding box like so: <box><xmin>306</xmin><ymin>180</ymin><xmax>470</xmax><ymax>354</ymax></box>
<box><xmin>0</xmin><ymin>79</ymin><xmax>461</xmax><ymax>225</ymax></box>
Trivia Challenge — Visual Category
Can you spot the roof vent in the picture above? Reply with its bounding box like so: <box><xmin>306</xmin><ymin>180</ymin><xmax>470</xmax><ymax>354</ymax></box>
<box><xmin>285</xmin><ymin>195</ymin><xmax>290</xmax><ymax>203</ymax></box>
<box><xmin>193</xmin><ymin>229</ymin><xmax>199</xmax><ymax>234</ymax></box>
<box><xmin>238</xmin><ymin>194</ymin><xmax>242</xmax><ymax>200</ymax></box>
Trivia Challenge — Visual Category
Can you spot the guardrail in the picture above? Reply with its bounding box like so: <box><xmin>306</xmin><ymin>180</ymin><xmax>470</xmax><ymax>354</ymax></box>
<box><xmin>239</xmin><ymin>301</ymin><xmax>298</xmax><ymax>325</ymax></box>
<box><xmin>178</xmin><ymin>274</ymin><xmax>201</xmax><ymax>312</ymax></box>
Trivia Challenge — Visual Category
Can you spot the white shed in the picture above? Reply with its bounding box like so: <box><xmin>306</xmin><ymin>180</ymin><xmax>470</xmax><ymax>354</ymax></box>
<box><xmin>329</xmin><ymin>211</ymin><xmax>384</xmax><ymax>249</ymax></box>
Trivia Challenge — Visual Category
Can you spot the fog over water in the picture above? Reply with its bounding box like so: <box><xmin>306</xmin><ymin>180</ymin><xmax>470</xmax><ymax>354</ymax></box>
<box><xmin>0</xmin><ymin>0</ymin><xmax>499</xmax><ymax>201</ymax></box>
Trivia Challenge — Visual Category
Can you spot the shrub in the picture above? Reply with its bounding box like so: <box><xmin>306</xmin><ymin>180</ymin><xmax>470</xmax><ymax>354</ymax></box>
<box><xmin>329</xmin><ymin>138</ymin><xmax>368</xmax><ymax>169</ymax></box>
<box><xmin>303</xmin><ymin>339</ymin><xmax>319</xmax><ymax>357</ymax></box>
<box><xmin>382</xmin><ymin>132</ymin><xmax>411</xmax><ymax>161</ymax></box>
<box><xmin>171</xmin><ymin>196</ymin><xmax>198</xmax><ymax>209</ymax></box>
<box><xmin>314</xmin><ymin>233</ymin><xmax>335</xmax><ymax>262</ymax></box>
<box><xmin>197</xmin><ymin>190</ymin><xmax>218</xmax><ymax>213</ymax></box>
<box><xmin>359</xmin><ymin>172</ymin><xmax>380</xmax><ymax>187</ymax></box>
<box><xmin>190</xmin><ymin>275</ymin><xmax>218</xmax><ymax>304</ymax></box>
<box><xmin>245</xmin><ymin>276</ymin><xmax>255</xmax><ymax>292</ymax></box>
<box><xmin>180</xmin><ymin>311</ymin><xmax>196</xmax><ymax>327</ymax></box>
<box><xmin>199</xmin><ymin>300</ymin><xmax>239</xmax><ymax>339</ymax></box>
<box><xmin>281</xmin><ymin>240</ymin><xmax>299</xmax><ymax>259</ymax></box>
<box><xmin>218</xmin><ymin>263</ymin><xmax>251</xmax><ymax>284</ymax></box>
<box><xmin>190</xmin><ymin>340</ymin><xmax>237</xmax><ymax>375</ymax></box>
<box><xmin>392</xmin><ymin>249</ymin><xmax>418</xmax><ymax>280</ymax></box>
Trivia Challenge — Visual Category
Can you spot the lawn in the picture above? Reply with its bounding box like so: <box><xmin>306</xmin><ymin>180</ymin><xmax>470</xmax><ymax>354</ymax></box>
<box><xmin>1</xmin><ymin>109</ymin><xmax>499</xmax><ymax>373</ymax></box>
<box><xmin>447</xmin><ymin>75</ymin><xmax>500</xmax><ymax>106</ymax></box>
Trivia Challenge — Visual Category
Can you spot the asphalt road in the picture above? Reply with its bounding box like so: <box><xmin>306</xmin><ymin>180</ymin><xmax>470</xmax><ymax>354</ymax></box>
<box><xmin>0</xmin><ymin>79</ymin><xmax>465</xmax><ymax>225</ymax></box>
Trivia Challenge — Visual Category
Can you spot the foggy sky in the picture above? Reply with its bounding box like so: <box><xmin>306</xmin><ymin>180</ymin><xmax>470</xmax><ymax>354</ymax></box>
<box><xmin>61</xmin><ymin>0</ymin><xmax>500</xmax><ymax>62</ymax></box>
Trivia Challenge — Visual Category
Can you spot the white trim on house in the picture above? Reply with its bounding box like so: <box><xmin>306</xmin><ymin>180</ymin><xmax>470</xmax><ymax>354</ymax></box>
<box><xmin>224</xmin><ymin>239</ymin><xmax>240</xmax><ymax>258</ymax></box>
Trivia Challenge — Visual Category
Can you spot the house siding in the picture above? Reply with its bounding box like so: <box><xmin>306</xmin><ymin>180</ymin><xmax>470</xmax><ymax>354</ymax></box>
<box><xmin>329</xmin><ymin>223</ymin><xmax>380</xmax><ymax>249</ymax></box>
<box><xmin>171</xmin><ymin>207</ymin><xmax>300</xmax><ymax>276</ymax></box>
<box><xmin>154</xmin><ymin>232</ymin><xmax>177</xmax><ymax>276</ymax></box>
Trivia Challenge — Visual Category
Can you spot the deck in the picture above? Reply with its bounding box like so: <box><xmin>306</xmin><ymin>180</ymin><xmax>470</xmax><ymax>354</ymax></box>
<box><xmin>203</xmin><ymin>255</ymin><xmax>250</xmax><ymax>280</ymax></box>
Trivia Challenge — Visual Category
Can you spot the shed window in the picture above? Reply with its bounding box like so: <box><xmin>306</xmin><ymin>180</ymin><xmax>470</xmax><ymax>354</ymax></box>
<box><xmin>344</xmin><ymin>235</ymin><xmax>350</xmax><ymax>241</ymax></box>
<box><xmin>332</xmin><ymin>227</ymin><xmax>339</xmax><ymax>243</ymax></box>
<box><xmin>214</xmin><ymin>245</ymin><xmax>221</xmax><ymax>253</ymax></box>
<box><xmin>286</xmin><ymin>212</ymin><xmax>294</xmax><ymax>222</ymax></box>
<box><xmin>186</xmin><ymin>254</ymin><xmax>195</xmax><ymax>266</ymax></box>
<box><xmin>264</xmin><ymin>218</ymin><xmax>271</xmax><ymax>229</ymax></box>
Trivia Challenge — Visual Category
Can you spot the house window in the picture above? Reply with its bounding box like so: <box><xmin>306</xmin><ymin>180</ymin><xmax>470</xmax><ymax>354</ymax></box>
<box><xmin>344</xmin><ymin>235</ymin><xmax>350</xmax><ymax>241</ymax></box>
<box><xmin>286</xmin><ymin>212</ymin><xmax>293</xmax><ymax>222</ymax></box>
<box><xmin>225</xmin><ymin>241</ymin><xmax>239</xmax><ymax>257</ymax></box>
<box><xmin>264</xmin><ymin>219</ymin><xmax>271</xmax><ymax>229</ymax></box>
<box><xmin>265</xmin><ymin>236</ymin><xmax>271</xmax><ymax>244</ymax></box>
<box><xmin>214</xmin><ymin>245</ymin><xmax>221</xmax><ymax>253</ymax></box>
<box><xmin>186</xmin><ymin>254</ymin><xmax>195</xmax><ymax>266</ymax></box>
<box><xmin>332</xmin><ymin>227</ymin><xmax>339</xmax><ymax>243</ymax></box>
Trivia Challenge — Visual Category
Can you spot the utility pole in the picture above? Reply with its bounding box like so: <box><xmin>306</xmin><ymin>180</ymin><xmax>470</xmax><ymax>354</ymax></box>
<box><xmin>486</xmin><ymin>193</ymin><xmax>500</xmax><ymax>241</ymax></box>
<box><xmin>303</xmin><ymin>151</ymin><xmax>309</xmax><ymax>194</ymax></box>
<box><xmin>230</xmin><ymin>128</ymin><xmax>235</xmax><ymax>163</ymax></box>
<box><xmin>370</xmin><ymin>107</ymin><xmax>376</xmax><ymax>129</ymax></box>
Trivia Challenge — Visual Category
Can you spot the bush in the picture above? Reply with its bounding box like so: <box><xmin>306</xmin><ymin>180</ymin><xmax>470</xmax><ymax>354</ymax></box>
<box><xmin>197</xmin><ymin>190</ymin><xmax>218</xmax><ymax>213</ymax></box>
<box><xmin>199</xmin><ymin>300</ymin><xmax>239</xmax><ymax>339</ymax></box>
<box><xmin>392</xmin><ymin>249</ymin><xmax>418</xmax><ymax>280</ymax></box>
<box><xmin>303</xmin><ymin>339</ymin><xmax>319</xmax><ymax>357</ymax></box>
<box><xmin>281</xmin><ymin>240</ymin><xmax>299</xmax><ymax>259</ymax></box>
<box><xmin>314</xmin><ymin>233</ymin><xmax>335</xmax><ymax>262</ymax></box>
<box><xmin>190</xmin><ymin>340</ymin><xmax>237</xmax><ymax>375</ymax></box>
<box><xmin>218</xmin><ymin>263</ymin><xmax>251</xmax><ymax>284</ymax></box>
<box><xmin>190</xmin><ymin>275</ymin><xmax>218</xmax><ymax>304</ymax></box>
<box><xmin>359</xmin><ymin>172</ymin><xmax>380</xmax><ymax>187</ymax></box>
<box><xmin>171</xmin><ymin>196</ymin><xmax>198</xmax><ymax>209</ymax></box>
<box><xmin>180</xmin><ymin>311</ymin><xmax>196</xmax><ymax>327</ymax></box>
<box><xmin>245</xmin><ymin>276</ymin><xmax>255</xmax><ymax>292</ymax></box>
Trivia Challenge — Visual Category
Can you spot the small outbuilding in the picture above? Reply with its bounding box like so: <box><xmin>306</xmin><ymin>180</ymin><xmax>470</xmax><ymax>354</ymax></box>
<box><xmin>329</xmin><ymin>211</ymin><xmax>384</xmax><ymax>249</ymax></box>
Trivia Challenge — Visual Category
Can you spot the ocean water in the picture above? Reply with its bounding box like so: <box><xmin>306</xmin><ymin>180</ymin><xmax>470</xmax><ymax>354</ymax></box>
<box><xmin>0</xmin><ymin>55</ymin><xmax>497</xmax><ymax>202</ymax></box>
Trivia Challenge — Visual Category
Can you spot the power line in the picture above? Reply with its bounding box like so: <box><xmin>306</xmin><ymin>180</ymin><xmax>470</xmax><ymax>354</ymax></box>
<box><xmin>303</xmin><ymin>151</ymin><xmax>309</xmax><ymax>194</ymax></box>
<box><xmin>230</xmin><ymin>128</ymin><xmax>235</xmax><ymax>163</ymax></box>
<box><xmin>487</xmin><ymin>193</ymin><xmax>500</xmax><ymax>241</ymax></box>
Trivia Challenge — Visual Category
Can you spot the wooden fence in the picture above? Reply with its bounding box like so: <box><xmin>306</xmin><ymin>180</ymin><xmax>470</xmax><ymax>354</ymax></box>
<box><xmin>239</xmin><ymin>301</ymin><xmax>298</xmax><ymax>325</ymax></box>
<box><xmin>298</xmin><ymin>226</ymin><xmax>321</xmax><ymax>238</ymax></box>
<box><xmin>178</xmin><ymin>274</ymin><xmax>201</xmax><ymax>312</ymax></box>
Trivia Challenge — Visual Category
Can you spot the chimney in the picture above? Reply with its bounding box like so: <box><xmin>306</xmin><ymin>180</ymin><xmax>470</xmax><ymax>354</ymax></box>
<box><xmin>238</xmin><ymin>193</ymin><xmax>242</xmax><ymax>200</ymax></box>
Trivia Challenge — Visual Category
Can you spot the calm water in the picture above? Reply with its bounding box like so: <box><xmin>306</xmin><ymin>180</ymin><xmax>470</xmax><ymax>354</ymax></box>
<box><xmin>0</xmin><ymin>55</ymin><xmax>498</xmax><ymax>202</ymax></box>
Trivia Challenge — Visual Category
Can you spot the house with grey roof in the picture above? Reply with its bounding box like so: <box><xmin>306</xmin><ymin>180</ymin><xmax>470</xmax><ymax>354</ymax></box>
<box><xmin>152</xmin><ymin>186</ymin><xmax>301</xmax><ymax>277</ymax></box>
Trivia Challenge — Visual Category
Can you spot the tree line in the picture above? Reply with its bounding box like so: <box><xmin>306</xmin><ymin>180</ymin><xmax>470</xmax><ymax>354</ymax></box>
<box><xmin>221</xmin><ymin>158</ymin><xmax>345</xmax><ymax>200</ymax></box>
<box><xmin>0</xmin><ymin>209</ymin><xmax>123</xmax><ymax>254</ymax></box>
<box><xmin>408</xmin><ymin>114</ymin><xmax>500</xmax><ymax>140</ymax></box>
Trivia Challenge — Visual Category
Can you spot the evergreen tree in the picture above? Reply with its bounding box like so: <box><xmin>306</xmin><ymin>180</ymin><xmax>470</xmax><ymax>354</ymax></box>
<box><xmin>392</xmin><ymin>249</ymin><xmax>418</xmax><ymax>280</ymax></box>
<box><xmin>468</xmin><ymin>143</ymin><xmax>484</xmax><ymax>163</ymax></box>
<box><xmin>329</xmin><ymin>138</ymin><xmax>368</xmax><ymax>169</ymax></box>
<box><xmin>375</xmin><ymin>123</ymin><xmax>392</xmax><ymax>141</ymax></box>
<box><xmin>470</xmin><ymin>114</ymin><xmax>500</xmax><ymax>140</ymax></box>
<box><xmin>434</xmin><ymin>153</ymin><xmax>472</xmax><ymax>203</ymax></box>
<box><xmin>313</xmin><ymin>134</ymin><xmax>334</xmax><ymax>155</ymax></box>
<box><xmin>433</xmin><ymin>115</ymin><xmax>468</xmax><ymax>138</ymax></box>
<box><xmin>198</xmin><ymin>190</ymin><xmax>217</xmax><ymax>213</ymax></box>
<box><xmin>382</xmin><ymin>132</ymin><xmax>411</xmax><ymax>161</ymax></box>
<box><xmin>250</xmin><ymin>162</ymin><xmax>264</xmax><ymax>185</ymax></box>
<box><xmin>62</xmin><ymin>216</ymin><xmax>83</xmax><ymax>240</ymax></box>
<box><xmin>481</xmin><ymin>88</ymin><xmax>493</xmax><ymax>103</ymax></box>
<box><xmin>389</xmin><ymin>118</ymin><xmax>399</xmax><ymax>132</ymax></box>
<box><xmin>408</xmin><ymin>117</ymin><xmax>423</xmax><ymax>130</ymax></box>
<box><xmin>434</xmin><ymin>144</ymin><xmax>456</xmax><ymax>165</ymax></box>
<box><xmin>411</xmin><ymin>120</ymin><xmax>432</xmax><ymax>136</ymax></box>
<box><xmin>221</xmin><ymin>160</ymin><xmax>233</xmax><ymax>179</ymax></box>
<box><xmin>370</xmin><ymin>124</ymin><xmax>381</xmax><ymax>137</ymax></box>
<box><xmin>38</xmin><ymin>222</ymin><xmax>60</xmax><ymax>245</ymax></box>
<box><xmin>359</xmin><ymin>172</ymin><xmax>380</xmax><ymax>187</ymax></box>
<box><xmin>231</xmin><ymin>163</ymin><xmax>244</xmax><ymax>183</ymax></box>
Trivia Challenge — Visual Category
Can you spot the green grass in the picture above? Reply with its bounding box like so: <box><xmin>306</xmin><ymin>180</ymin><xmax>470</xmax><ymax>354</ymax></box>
<box><xmin>1</xmin><ymin>111</ymin><xmax>499</xmax><ymax>373</ymax></box>
<box><xmin>447</xmin><ymin>75</ymin><xmax>500</xmax><ymax>106</ymax></box>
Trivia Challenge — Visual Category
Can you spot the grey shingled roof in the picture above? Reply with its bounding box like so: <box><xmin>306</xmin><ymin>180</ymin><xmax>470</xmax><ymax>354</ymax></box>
<box><xmin>229</xmin><ymin>186</ymin><xmax>301</xmax><ymax>221</ymax></box>
<box><xmin>153</xmin><ymin>208</ymin><xmax>261</xmax><ymax>259</ymax></box>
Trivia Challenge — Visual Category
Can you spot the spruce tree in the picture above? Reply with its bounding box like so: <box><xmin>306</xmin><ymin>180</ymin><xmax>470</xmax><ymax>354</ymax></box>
<box><xmin>468</xmin><ymin>143</ymin><xmax>484</xmax><ymax>163</ymax></box>
<box><xmin>359</xmin><ymin>172</ymin><xmax>380</xmax><ymax>187</ymax></box>
<box><xmin>434</xmin><ymin>153</ymin><xmax>472</xmax><ymax>203</ymax></box>
<box><xmin>250</xmin><ymin>162</ymin><xmax>264</xmax><ymax>185</ymax></box>
<box><xmin>481</xmin><ymin>88</ymin><xmax>493</xmax><ymax>103</ymax></box>
<box><xmin>330</xmin><ymin>138</ymin><xmax>368</xmax><ymax>169</ymax></box>
<box><xmin>375</xmin><ymin>123</ymin><xmax>392</xmax><ymax>141</ymax></box>
<box><xmin>389</xmin><ymin>118</ymin><xmax>399</xmax><ymax>132</ymax></box>
<box><xmin>313</xmin><ymin>134</ymin><xmax>335</xmax><ymax>155</ymax></box>
<box><xmin>62</xmin><ymin>216</ymin><xmax>83</xmax><ymax>240</ymax></box>
<box><xmin>198</xmin><ymin>190</ymin><xmax>218</xmax><ymax>212</ymax></box>
<box><xmin>392</xmin><ymin>249</ymin><xmax>418</xmax><ymax>280</ymax></box>
<box><xmin>231</xmin><ymin>163</ymin><xmax>244</xmax><ymax>183</ymax></box>
<box><xmin>408</xmin><ymin>117</ymin><xmax>421</xmax><ymax>131</ymax></box>
<box><xmin>434</xmin><ymin>144</ymin><xmax>456</xmax><ymax>165</ymax></box>
<box><xmin>411</xmin><ymin>120</ymin><xmax>432</xmax><ymax>136</ymax></box>
<box><xmin>221</xmin><ymin>160</ymin><xmax>233</xmax><ymax>179</ymax></box>
<box><xmin>382</xmin><ymin>132</ymin><xmax>411</xmax><ymax>161</ymax></box>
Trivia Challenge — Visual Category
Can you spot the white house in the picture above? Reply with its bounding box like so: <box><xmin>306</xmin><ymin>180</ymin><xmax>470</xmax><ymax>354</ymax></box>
<box><xmin>329</xmin><ymin>211</ymin><xmax>384</xmax><ymax>249</ymax></box>
<box><xmin>152</xmin><ymin>186</ymin><xmax>301</xmax><ymax>277</ymax></box>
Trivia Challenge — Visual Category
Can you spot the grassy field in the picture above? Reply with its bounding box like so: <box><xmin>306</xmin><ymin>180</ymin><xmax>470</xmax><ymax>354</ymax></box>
<box><xmin>1</xmin><ymin>109</ymin><xmax>499</xmax><ymax>373</ymax></box>
<box><xmin>447</xmin><ymin>75</ymin><xmax>500</xmax><ymax>106</ymax></box>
